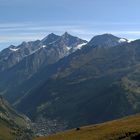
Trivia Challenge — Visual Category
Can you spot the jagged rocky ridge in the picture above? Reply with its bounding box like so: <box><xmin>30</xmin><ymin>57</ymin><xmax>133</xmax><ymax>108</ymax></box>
<box><xmin>0</xmin><ymin>32</ymin><xmax>87</xmax><ymax>102</ymax></box>
<box><xmin>0</xmin><ymin>32</ymin><xmax>87</xmax><ymax>72</ymax></box>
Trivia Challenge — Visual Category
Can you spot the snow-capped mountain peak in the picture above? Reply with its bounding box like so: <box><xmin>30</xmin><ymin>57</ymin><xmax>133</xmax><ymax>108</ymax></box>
<box><xmin>76</xmin><ymin>43</ymin><xmax>87</xmax><ymax>50</ymax></box>
<box><xmin>118</xmin><ymin>38</ymin><xmax>128</xmax><ymax>43</ymax></box>
<box><xmin>10</xmin><ymin>48</ymin><xmax>19</xmax><ymax>52</ymax></box>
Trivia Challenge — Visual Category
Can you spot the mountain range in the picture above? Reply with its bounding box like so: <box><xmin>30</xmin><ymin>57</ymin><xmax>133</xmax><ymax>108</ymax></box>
<box><xmin>0</xmin><ymin>32</ymin><xmax>140</xmax><ymax>134</ymax></box>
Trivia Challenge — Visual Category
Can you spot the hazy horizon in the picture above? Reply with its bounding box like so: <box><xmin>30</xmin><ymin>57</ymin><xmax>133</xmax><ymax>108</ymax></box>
<box><xmin>0</xmin><ymin>0</ymin><xmax>140</xmax><ymax>50</ymax></box>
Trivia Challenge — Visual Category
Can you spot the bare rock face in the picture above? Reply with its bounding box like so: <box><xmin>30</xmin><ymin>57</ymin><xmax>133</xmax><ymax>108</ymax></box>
<box><xmin>0</xmin><ymin>32</ymin><xmax>87</xmax><ymax>107</ymax></box>
<box><xmin>0</xmin><ymin>33</ymin><xmax>86</xmax><ymax>72</ymax></box>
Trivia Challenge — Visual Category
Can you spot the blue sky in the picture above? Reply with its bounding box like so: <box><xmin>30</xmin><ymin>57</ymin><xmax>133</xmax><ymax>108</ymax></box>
<box><xmin>0</xmin><ymin>0</ymin><xmax>140</xmax><ymax>50</ymax></box>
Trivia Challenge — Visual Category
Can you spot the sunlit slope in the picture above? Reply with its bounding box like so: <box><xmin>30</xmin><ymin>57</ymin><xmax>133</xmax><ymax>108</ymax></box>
<box><xmin>34</xmin><ymin>114</ymin><xmax>140</xmax><ymax>140</ymax></box>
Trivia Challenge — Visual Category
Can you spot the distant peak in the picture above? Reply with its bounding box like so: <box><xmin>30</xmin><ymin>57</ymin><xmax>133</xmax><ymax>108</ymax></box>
<box><xmin>50</xmin><ymin>33</ymin><xmax>55</xmax><ymax>35</ymax></box>
<box><xmin>88</xmin><ymin>33</ymin><xmax>127</xmax><ymax>47</ymax></box>
<box><xmin>62</xmin><ymin>32</ymin><xmax>72</xmax><ymax>37</ymax></box>
<box><xmin>59</xmin><ymin>32</ymin><xmax>88</xmax><ymax>45</ymax></box>
<box><xmin>48</xmin><ymin>33</ymin><xmax>57</xmax><ymax>36</ymax></box>
<box><xmin>41</xmin><ymin>33</ymin><xmax>60</xmax><ymax>44</ymax></box>
<box><xmin>64</xmin><ymin>32</ymin><xmax>69</xmax><ymax>35</ymax></box>
<box><xmin>44</xmin><ymin>33</ymin><xmax>59</xmax><ymax>38</ymax></box>
<box><xmin>94</xmin><ymin>33</ymin><xmax>120</xmax><ymax>39</ymax></box>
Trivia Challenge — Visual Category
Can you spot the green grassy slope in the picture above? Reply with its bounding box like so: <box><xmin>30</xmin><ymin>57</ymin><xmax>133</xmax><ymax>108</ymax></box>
<box><xmin>34</xmin><ymin>114</ymin><xmax>140</xmax><ymax>140</ymax></box>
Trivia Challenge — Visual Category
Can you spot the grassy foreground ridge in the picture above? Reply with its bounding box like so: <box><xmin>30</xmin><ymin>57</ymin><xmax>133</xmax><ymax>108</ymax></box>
<box><xmin>34</xmin><ymin>114</ymin><xmax>140</xmax><ymax>140</ymax></box>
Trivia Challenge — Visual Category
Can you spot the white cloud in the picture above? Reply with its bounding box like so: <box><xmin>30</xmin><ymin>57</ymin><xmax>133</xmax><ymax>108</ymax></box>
<box><xmin>0</xmin><ymin>34</ymin><xmax>44</xmax><ymax>43</ymax></box>
<box><xmin>0</xmin><ymin>22</ymin><xmax>140</xmax><ymax>47</ymax></box>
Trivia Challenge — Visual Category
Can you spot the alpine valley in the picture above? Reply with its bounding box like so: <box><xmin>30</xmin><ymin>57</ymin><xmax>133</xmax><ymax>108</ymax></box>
<box><xmin>1</xmin><ymin>32</ymin><xmax>140</xmax><ymax>138</ymax></box>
